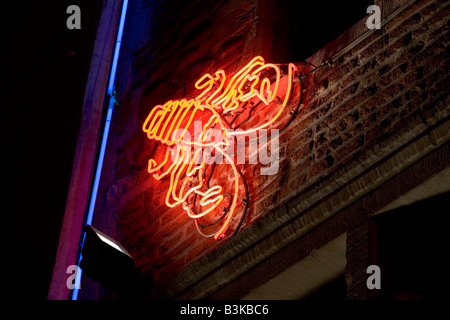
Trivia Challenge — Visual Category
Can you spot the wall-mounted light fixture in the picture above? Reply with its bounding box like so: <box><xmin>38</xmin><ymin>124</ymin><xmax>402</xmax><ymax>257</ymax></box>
<box><xmin>80</xmin><ymin>225</ymin><xmax>149</xmax><ymax>298</ymax></box>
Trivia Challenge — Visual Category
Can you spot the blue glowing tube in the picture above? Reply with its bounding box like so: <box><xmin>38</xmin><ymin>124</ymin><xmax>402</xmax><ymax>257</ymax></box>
<box><xmin>71</xmin><ymin>0</ymin><xmax>129</xmax><ymax>300</ymax></box>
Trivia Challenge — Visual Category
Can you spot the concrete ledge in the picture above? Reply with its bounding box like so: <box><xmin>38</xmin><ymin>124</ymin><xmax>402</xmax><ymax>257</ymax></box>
<box><xmin>168</xmin><ymin>112</ymin><xmax>449</xmax><ymax>299</ymax></box>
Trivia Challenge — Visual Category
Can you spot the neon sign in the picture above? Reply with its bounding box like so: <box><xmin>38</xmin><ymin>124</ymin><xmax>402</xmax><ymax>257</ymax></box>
<box><xmin>142</xmin><ymin>56</ymin><xmax>297</xmax><ymax>240</ymax></box>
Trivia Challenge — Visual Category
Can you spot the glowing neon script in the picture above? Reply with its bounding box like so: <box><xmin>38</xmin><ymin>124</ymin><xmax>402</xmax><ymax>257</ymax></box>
<box><xmin>142</xmin><ymin>56</ymin><xmax>297</xmax><ymax>240</ymax></box>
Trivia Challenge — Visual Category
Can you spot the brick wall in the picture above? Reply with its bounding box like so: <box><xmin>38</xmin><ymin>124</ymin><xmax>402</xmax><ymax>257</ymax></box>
<box><xmin>91</xmin><ymin>0</ymin><xmax>449</xmax><ymax>297</ymax></box>
<box><xmin>92</xmin><ymin>0</ymin><xmax>266</xmax><ymax>288</ymax></box>
<box><xmin>277</xmin><ymin>0</ymin><xmax>449</xmax><ymax>203</ymax></box>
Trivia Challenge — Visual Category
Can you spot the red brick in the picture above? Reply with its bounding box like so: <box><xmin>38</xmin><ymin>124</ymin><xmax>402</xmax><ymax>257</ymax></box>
<box><xmin>89</xmin><ymin>0</ymin><xmax>450</xmax><ymax>291</ymax></box>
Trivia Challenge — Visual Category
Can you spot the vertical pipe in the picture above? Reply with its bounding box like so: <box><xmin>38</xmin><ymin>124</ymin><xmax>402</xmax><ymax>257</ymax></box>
<box><xmin>71</xmin><ymin>0</ymin><xmax>129</xmax><ymax>300</ymax></box>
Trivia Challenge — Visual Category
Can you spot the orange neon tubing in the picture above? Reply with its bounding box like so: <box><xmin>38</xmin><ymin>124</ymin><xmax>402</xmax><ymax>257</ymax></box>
<box><xmin>142</xmin><ymin>56</ymin><xmax>296</xmax><ymax>240</ymax></box>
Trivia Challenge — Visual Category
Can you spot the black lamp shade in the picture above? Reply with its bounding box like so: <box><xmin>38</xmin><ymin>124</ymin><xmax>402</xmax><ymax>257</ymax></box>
<box><xmin>80</xmin><ymin>225</ymin><xmax>149</xmax><ymax>297</ymax></box>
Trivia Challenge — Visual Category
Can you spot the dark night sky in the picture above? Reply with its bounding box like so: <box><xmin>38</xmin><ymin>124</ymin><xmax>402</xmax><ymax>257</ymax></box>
<box><xmin>1</xmin><ymin>0</ymin><xmax>371</xmax><ymax>299</ymax></box>
<box><xmin>2</xmin><ymin>0</ymin><xmax>102</xmax><ymax>299</ymax></box>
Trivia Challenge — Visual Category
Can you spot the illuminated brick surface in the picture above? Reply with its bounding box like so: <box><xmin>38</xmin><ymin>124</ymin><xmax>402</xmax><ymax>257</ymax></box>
<box><xmin>89</xmin><ymin>0</ymin><xmax>449</xmax><ymax>298</ymax></box>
